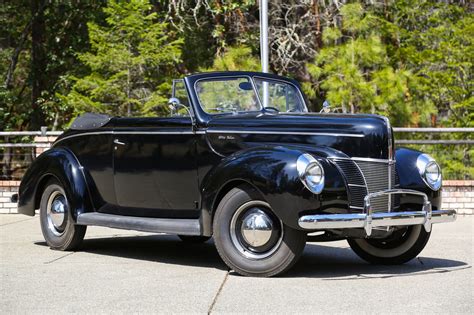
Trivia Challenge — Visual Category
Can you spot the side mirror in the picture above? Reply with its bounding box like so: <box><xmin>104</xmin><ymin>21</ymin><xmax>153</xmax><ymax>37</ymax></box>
<box><xmin>168</xmin><ymin>97</ymin><xmax>181</xmax><ymax>112</ymax></box>
<box><xmin>167</xmin><ymin>97</ymin><xmax>194</xmax><ymax>124</ymax></box>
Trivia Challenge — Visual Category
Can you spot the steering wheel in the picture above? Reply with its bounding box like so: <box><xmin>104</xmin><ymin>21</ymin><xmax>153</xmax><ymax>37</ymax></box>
<box><xmin>264</xmin><ymin>107</ymin><xmax>280</xmax><ymax>113</ymax></box>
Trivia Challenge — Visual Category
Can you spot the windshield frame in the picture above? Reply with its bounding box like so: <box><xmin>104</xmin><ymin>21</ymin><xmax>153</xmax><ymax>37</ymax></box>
<box><xmin>193</xmin><ymin>75</ymin><xmax>308</xmax><ymax>116</ymax></box>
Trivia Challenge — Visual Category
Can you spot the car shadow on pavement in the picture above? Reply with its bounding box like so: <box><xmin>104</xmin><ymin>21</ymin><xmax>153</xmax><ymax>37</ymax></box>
<box><xmin>36</xmin><ymin>234</ymin><xmax>228</xmax><ymax>270</ymax></box>
<box><xmin>35</xmin><ymin>236</ymin><xmax>470</xmax><ymax>278</ymax></box>
<box><xmin>285</xmin><ymin>242</ymin><xmax>470</xmax><ymax>279</ymax></box>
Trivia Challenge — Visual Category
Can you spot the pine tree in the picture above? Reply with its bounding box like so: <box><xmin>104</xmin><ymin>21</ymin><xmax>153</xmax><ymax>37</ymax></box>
<box><xmin>61</xmin><ymin>0</ymin><xmax>183</xmax><ymax>117</ymax></box>
<box><xmin>305</xmin><ymin>3</ymin><xmax>434</xmax><ymax>126</ymax></box>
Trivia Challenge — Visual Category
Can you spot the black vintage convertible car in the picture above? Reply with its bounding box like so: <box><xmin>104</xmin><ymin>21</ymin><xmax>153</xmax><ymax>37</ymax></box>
<box><xmin>15</xmin><ymin>71</ymin><xmax>456</xmax><ymax>277</ymax></box>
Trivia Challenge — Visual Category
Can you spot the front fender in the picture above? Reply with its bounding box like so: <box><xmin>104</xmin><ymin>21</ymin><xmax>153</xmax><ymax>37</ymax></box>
<box><xmin>395</xmin><ymin>147</ymin><xmax>442</xmax><ymax>210</ymax></box>
<box><xmin>201</xmin><ymin>145</ymin><xmax>348</xmax><ymax>230</ymax></box>
<box><xmin>18</xmin><ymin>148</ymin><xmax>93</xmax><ymax>220</ymax></box>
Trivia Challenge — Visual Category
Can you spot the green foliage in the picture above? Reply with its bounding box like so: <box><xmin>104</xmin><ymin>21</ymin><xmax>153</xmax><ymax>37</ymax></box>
<box><xmin>60</xmin><ymin>0</ymin><xmax>183</xmax><ymax>117</ymax></box>
<box><xmin>392</xmin><ymin>0</ymin><xmax>473</xmax><ymax>127</ymax></box>
<box><xmin>203</xmin><ymin>45</ymin><xmax>260</xmax><ymax>72</ymax></box>
<box><xmin>307</xmin><ymin>3</ymin><xmax>435</xmax><ymax>126</ymax></box>
<box><xmin>1</xmin><ymin>0</ymin><xmax>472</xmax><ymax>178</ymax></box>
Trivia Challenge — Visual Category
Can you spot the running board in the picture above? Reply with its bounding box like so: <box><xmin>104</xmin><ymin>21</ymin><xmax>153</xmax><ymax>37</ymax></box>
<box><xmin>76</xmin><ymin>213</ymin><xmax>201</xmax><ymax>236</ymax></box>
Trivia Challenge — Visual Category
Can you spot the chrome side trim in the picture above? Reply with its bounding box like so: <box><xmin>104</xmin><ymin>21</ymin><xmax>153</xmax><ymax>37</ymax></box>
<box><xmin>53</xmin><ymin>130</ymin><xmax>204</xmax><ymax>146</ymax></box>
<box><xmin>384</xmin><ymin>116</ymin><xmax>394</xmax><ymax>212</ymax></box>
<box><xmin>54</xmin><ymin>128</ymin><xmax>363</xmax><ymax>147</ymax></box>
<box><xmin>54</xmin><ymin>131</ymin><xmax>114</xmax><ymax>145</ymax></box>
<box><xmin>298</xmin><ymin>189</ymin><xmax>457</xmax><ymax>236</ymax></box>
<box><xmin>206</xmin><ymin>129</ymin><xmax>364</xmax><ymax>138</ymax></box>
<box><xmin>328</xmin><ymin>157</ymin><xmax>391</xmax><ymax>163</ymax></box>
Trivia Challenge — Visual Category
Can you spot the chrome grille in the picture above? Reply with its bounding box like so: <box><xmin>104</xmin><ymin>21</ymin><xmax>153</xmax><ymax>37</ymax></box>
<box><xmin>332</xmin><ymin>159</ymin><xmax>400</xmax><ymax>212</ymax></box>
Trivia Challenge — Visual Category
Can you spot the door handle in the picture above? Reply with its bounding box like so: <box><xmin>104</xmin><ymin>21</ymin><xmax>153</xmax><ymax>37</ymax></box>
<box><xmin>114</xmin><ymin>139</ymin><xmax>126</xmax><ymax>146</ymax></box>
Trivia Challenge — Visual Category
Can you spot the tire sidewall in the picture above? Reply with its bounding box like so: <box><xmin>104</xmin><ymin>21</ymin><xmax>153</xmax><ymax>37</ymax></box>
<box><xmin>213</xmin><ymin>187</ymin><xmax>306</xmax><ymax>276</ymax></box>
<box><xmin>40</xmin><ymin>181</ymin><xmax>82</xmax><ymax>250</ymax></box>
<box><xmin>348</xmin><ymin>225</ymin><xmax>431</xmax><ymax>264</ymax></box>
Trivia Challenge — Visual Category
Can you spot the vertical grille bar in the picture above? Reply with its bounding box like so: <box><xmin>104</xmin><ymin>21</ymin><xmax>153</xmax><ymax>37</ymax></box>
<box><xmin>331</xmin><ymin>158</ymin><xmax>400</xmax><ymax>213</ymax></box>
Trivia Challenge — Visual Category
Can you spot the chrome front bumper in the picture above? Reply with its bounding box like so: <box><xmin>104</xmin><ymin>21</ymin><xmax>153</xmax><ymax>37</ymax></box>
<box><xmin>298</xmin><ymin>189</ymin><xmax>457</xmax><ymax>236</ymax></box>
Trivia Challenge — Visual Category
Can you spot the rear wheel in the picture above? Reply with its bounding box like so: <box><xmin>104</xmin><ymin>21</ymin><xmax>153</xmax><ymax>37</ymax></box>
<box><xmin>347</xmin><ymin>225</ymin><xmax>431</xmax><ymax>264</ymax></box>
<box><xmin>39</xmin><ymin>179</ymin><xmax>86</xmax><ymax>251</ymax></box>
<box><xmin>213</xmin><ymin>186</ymin><xmax>306</xmax><ymax>277</ymax></box>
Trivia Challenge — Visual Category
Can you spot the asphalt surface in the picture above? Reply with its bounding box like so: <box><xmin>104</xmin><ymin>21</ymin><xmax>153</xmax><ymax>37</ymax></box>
<box><xmin>1</xmin><ymin>214</ymin><xmax>472</xmax><ymax>314</ymax></box>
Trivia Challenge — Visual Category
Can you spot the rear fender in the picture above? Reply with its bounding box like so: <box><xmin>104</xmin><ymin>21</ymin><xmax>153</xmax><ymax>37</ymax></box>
<box><xmin>17</xmin><ymin>148</ymin><xmax>93</xmax><ymax>221</ymax></box>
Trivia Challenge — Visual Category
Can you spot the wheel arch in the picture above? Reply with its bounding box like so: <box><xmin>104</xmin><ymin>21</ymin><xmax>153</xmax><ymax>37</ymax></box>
<box><xmin>211</xmin><ymin>180</ymin><xmax>263</xmax><ymax>220</ymax></box>
<box><xmin>34</xmin><ymin>173</ymin><xmax>61</xmax><ymax>210</ymax></box>
<box><xmin>200</xmin><ymin>145</ymin><xmax>347</xmax><ymax>231</ymax></box>
<box><xmin>17</xmin><ymin>147</ymin><xmax>94</xmax><ymax>220</ymax></box>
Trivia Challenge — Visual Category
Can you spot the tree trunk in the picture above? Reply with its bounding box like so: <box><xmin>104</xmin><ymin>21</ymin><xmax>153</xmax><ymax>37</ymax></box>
<box><xmin>30</xmin><ymin>0</ymin><xmax>47</xmax><ymax>130</ymax></box>
<box><xmin>3</xmin><ymin>21</ymin><xmax>32</xmax><ymax>89</ymax></box>
<box><xmin>1</xmin><ymin>137</ymin><xmax>12</xmax><ymax>180</ymax></box>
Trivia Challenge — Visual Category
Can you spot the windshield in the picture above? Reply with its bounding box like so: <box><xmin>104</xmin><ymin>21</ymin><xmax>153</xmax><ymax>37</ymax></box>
<box><xmin>195</xmin><ymin>76</ymin><xmax>306</xmax><ymax>114</ymax></box>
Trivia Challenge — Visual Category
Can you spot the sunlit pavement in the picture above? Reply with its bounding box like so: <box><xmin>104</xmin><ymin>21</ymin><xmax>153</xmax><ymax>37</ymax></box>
<box><xmin>1</xmin><ymin>214</ymin><xmax>472</xmax><ymax>314</ymax></box>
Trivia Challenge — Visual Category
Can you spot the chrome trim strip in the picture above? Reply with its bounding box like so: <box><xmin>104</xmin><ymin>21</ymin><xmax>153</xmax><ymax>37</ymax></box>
<box><xmin>384</xmin><ymin>116</ymin><xmax>393</xmax><ymax>212</ymax></box>
<box><xmin>113</xmin><ymin>131</ymin><xmax>194</xmax><ymax>135</ymax></box>
<box><xmin>54</xmin><ymin>128</ymin><xmax>363</xmax><ymax>147</ymax></box>
<box><xmin>53</xmin><ymin>130</ymin><xmax>205</xmax><ymax>146</ymax></box>
<box><xmin>206</xmin><ymin>129</ymin><xmax>364</xmax><ymax>138</ymax></box>
<box><xmin>328</xmin><ymin>157</ymin><xmax>392</xmax><ymax>163</ymax></box>
<box><xmin>348</xmin><ymin>184</ymin><xmax>366</xmax><ymax>188</ymax></box>
<box><xmin>299</xmin><ymin>189</ymin><xmax>457</xmax><ymax>236</ymax></box>
<box><xmin>53</xmin><ymin>131</ymin><xmax>114</xmax><ymax>146</ymax></box>
<box><xmin>388</xmin><ymin>159</ymin><xmax>392</xmax><ymax>211</ymax></box>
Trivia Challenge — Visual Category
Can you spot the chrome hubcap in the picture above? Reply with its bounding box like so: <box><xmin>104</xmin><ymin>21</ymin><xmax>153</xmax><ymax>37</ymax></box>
<box><xmin>46</xmin><ymin>191</ymin><xmax>68</xmax><ymax>236</ymax></box>
<box><xmin>240</xmin><ymin>209</ymin><xmax>273</xmax><ymax>247</ymax></box>
<box><xmin>230</xmin><ymin>200</ymin><xmax>283</xmax><ymax>260</ymax></box>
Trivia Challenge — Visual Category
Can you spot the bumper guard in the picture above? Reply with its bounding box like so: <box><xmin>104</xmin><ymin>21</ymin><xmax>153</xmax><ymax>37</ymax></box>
<box><xmin>298</xmin><ymin>189</ymin><xmax>456</xmax><ymax>236</ymax></box>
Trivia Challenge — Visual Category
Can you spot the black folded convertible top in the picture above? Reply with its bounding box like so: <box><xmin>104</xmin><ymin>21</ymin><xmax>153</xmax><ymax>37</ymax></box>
<box><xmin>70</xmin><ymin>113</ymin><xmax>112</xmax><ymax>130</ymax></box>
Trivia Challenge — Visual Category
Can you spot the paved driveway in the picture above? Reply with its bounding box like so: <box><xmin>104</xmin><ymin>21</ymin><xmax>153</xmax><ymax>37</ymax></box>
<box><xmin>1</xmin><ymin>214</ymin><xmax>472</xmax><ymax>314</ymax></box>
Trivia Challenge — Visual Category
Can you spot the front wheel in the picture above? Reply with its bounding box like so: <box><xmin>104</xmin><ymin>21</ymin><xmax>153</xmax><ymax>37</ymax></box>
<box><xmin>347</xmin><ymin>225</ymin><xmax>431</xmax><ymax>265</ymax></box>
<box><xmin>40</xmin><ymin>179</ymin><xmax>86</xmax><ymax>251</ymax></box>
<box><xmin>213</xmin><ymin>186</ymin><xmax>306</xmax><ymax>277</ymax></box>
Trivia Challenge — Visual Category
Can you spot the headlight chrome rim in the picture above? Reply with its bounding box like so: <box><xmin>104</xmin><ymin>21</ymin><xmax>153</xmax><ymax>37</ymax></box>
<box><xmin>416</xmin><ymin>154</ymin><xmax>442</xmax><ymax>191</ymax></box>
<box><xmin>297</xmin><ymin>153</ymin><xmax>325</xmax><ymax>194</ymax></box>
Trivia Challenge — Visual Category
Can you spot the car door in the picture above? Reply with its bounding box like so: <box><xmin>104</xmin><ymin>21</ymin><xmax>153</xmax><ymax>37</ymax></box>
<box><xmin>110</xmin><ymin>116</ymin><xmax>200</xmax><ymax>218</ymax></box>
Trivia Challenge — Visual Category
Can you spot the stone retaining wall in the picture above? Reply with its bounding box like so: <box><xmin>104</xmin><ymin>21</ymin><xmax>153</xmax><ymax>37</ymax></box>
<box><xmin>1</xmin><ymin>180</ymin><xmax>472</xmax><ymax>215</ymax></box>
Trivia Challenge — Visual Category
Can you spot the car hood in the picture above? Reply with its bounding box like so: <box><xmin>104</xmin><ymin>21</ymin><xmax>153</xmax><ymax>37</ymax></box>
<box><xmin>205</xmin><ymin>112</ymin><xmax>393</xmax><ymax>159</ymax></box>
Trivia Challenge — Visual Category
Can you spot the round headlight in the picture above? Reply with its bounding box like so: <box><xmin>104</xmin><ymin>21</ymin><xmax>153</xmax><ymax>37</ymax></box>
<box><xmin>416</xmin><ymin>154</ymin><xmax>442</xmax><ymax>191</ymax></box>
<box><xmin>297</xmin><ymin>153</ymin><xmax>325</xmax><ymax>194</ymax></box>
